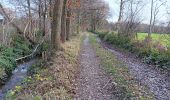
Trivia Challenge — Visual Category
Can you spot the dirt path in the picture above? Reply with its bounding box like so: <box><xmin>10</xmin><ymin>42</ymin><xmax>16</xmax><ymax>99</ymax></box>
<box><xmin>100</xmin><ymin>39</ymin><xmax>170</xmax><ymax>100</ymax></box>
<box><xmin>75</xmin><ymin>35</ymin><xmax>115</xmax><ymax>100</ymax></box>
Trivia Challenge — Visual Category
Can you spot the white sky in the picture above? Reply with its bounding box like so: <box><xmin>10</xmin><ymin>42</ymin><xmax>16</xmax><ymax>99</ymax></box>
<box><xmin>1</xmin><ymin>0</ymin><xmax>170</xmax><ymax>24</ymax></box>
<box><xmin>104</xmin><ymin>0</ymin><xmax>170</xmax><ymax>24</ymax></box>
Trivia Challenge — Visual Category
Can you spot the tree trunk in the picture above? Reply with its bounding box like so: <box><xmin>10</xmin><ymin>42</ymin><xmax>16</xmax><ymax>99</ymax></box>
<box><xmin>43</xmin><ymin>0</ymin><xmax>47</xmax><ymax>36</ymax></box>
<box><xmin>38</xmin><ymin>0</ymin><xmax>42</xmax><ymax>32</ymax></box>
<box><xmin>61</xmin><ymin>0</ymin><xmax>67</xmax><ymax>43</ymax></box>
<box><xmin>117</xmin><ymin>0</ymin><xmax>124</xmax><ymax>36</ymax></box>
<box><xmin>118</xmin><ymin>0</ymin><xmax>123</xmax><ymax>22</ymax></box>
<box><xmin>148</xmin><ymin>0</ymin><xmax>154</xmax><ymax>38</ymax></box>
<box><xmin>51</xmin><ymin>0</ymin><xmax>64</xmax><ymax>49</ymax></box>
<box><xmin>66</xmin><ymin>10</ymin><xmax>71</xmax><ymax>40</ymax></box>
<box><xmin>27</xmin><ymin>0</ymin><xmax>33</xmax><ymax>38</ymax></box>
<box><xmin>76</xmin><ymin>10</ymin><xmax>80</xmax><ymax>34</ymax></box>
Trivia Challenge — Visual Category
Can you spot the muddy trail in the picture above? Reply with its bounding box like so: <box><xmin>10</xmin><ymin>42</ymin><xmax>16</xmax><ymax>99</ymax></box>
<box><xmin>99</xmin><ymin>39</ymin><xmax>170</xmax><ymax>100</ymax></box>
<box><xmin>75</xmin><ymin>36</ymin><xmax>116</xmax><ymax>100</ymax></box>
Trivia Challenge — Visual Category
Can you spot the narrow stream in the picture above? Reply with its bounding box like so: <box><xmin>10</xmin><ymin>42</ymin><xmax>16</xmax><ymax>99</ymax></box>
<box><xmin>0</xmin><ymin>60</ymin><xmax>36</xmax><ymax>99</ymax></box>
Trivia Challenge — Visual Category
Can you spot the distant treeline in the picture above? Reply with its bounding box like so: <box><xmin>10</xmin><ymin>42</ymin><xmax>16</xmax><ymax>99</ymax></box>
<box><xmin>108</xmin><ymin>22</ymin><xmax>170</xmax><ymax>34</ymax></box>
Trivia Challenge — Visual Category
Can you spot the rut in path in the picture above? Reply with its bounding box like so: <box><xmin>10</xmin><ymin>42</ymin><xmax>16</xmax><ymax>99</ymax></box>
<box><xmin>75</xmin><ymin>35</ymin><xmax>115</xmax><ymax>100</ymax></box>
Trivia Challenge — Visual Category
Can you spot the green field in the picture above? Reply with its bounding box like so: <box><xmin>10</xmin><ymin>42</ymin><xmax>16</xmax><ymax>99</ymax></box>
<box><xmin>137</xmin><ymin>33</ymin><xmax>170</xmax><ymax>46</ymax></box>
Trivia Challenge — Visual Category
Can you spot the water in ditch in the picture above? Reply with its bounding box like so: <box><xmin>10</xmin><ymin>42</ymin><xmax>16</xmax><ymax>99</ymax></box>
<box><xmin>0</xmin><ymin>60</ymin><xmax>36</xmax><ymax>99</ymax></box>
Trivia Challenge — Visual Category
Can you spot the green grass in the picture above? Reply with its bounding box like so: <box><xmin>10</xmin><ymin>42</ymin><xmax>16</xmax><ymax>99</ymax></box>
<box><xmin>89</xmin><ymin>33</ymin><xmax>154</xmax><ymax>100</ymax></box>
<box><xmin>137</xmin><ymin>33</ymin><xmax>170</xmax><ymax>46</ymax></box>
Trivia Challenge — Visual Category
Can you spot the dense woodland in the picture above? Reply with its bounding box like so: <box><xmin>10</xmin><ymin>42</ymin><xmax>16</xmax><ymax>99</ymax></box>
<box><xmin>0</xmin><ymin>0</ymin><xmax>108</xmax><ymax>78</ymax></box>
<box><xmin>0</xmin><ymin>0</ymin><xmax>170</xmax><ymax>99</ymax></box>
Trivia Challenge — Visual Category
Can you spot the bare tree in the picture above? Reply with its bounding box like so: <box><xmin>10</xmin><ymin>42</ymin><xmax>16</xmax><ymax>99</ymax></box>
<box><xmin>117</xmin><ymin>0</ymin><xmax>129</xmax><ymax>35</ymax></box>
<box><xmin>119</xmin><ymin>0</ymin><xmax>144</xmax><ymax>38</ymax></box>
<box><xmin>148</xmin><ymin>0</ymin><xmax>167</xmax><ymax>37</ymax></box>
<box><xmin>79</xmin><ymin>0</ymin><xmax>109</xmax><ymax>32</ymax></box>
<box><xmin>118</xmin><ymin>0</ymin><xmax>125</xmax><ymax>22</ymax></box>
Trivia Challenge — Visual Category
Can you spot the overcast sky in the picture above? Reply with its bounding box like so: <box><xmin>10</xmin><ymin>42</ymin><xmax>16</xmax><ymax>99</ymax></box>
<box><xmin>104</xmin><ymin>0</ymin><xmax>170</xmax><ymax>24</ymax></box>
<box><xmin>1</xmin><ymin>0</ymin><xmax>170</xmax><ymax>24</ymax></box>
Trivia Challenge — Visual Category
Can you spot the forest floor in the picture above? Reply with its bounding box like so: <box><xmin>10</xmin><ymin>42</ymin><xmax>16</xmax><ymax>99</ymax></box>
<box><xmin>75</xmin><ymin>33</ymin><xmax>170</xmax><ymax>100</ymax></box>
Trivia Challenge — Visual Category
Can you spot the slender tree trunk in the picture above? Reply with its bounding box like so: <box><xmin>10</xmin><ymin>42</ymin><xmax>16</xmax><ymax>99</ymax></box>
<box><xmin>43</xmin><ymin>0</ymin><xmax>47</xmax><ymax>36</ymax></box>
<box><xmin>66</xmin><ymin>10</ymin><xmax>71</xmax><ymax>40</ymax></box>
<box><xmin>118</xmin><ymin>0</ymin><xmax>123</xmax><ymax>22</ymax></box>
<box><xmin>76</xmin><ymin>10</ymin><xmax>80</xmax><ymax>34</ymax></box>
<box><xmin>38</xmin><ymin>0</ymin><xmax>42</xmax><ymax>32</ymax></box>
<box><xmin>90</xmin><ymin>13</ymin><xmax>96</xmax><ymax>31</ymax></box>
<box><xmin>51</xmin><ymin>0</ymin><xmax>64</xmax><ymax>49</ymax></box>
<box><xmin>61</xmin><ymin>0</ymin><xmax>67</xmax><ymax>42</ymax></box>
<box><xmin>149</xmin><ymin>0</ymin><xmax>154</xmax><ymax>38</ymax></box>
<box><xmin>118</xmin><ymin>0</ymin><xmax>124</xmax><ymax>36</ymax></box>
<box><xmin>27</xmin><ymin>0</ymin><xmax>33</xmax><ymax>38</ymax></box>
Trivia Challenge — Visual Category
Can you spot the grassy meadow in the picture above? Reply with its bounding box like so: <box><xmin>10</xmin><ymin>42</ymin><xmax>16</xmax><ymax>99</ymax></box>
<box><xmin>136</xmin><ymin>33</ymin><xmax>170</xmax><ymax>47</ymax></box>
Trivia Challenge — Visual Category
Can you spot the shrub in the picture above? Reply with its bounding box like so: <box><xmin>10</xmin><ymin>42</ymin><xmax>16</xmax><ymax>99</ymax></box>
<box><xmin>12</xmin><ymin>35</ymin><xmax>32</xmax><ymax>56</ymax></box>
<box><xmin>41</xmin><ymin>42</ymin><xmax>49</xmax><ymax>52</ymax></box>
<box><xmin>103</xmin><ymin>32</ymin><xmax>116</xmax><ymax>43</ymax></box>
<box><xmin>142</xmin><ymin>49</ymin><xmax>158</xmax><ymax>64</ymax></box>
<box><xmin>89</xmin><ymin>30</ymin><xmax>109</xmax><ymax>39</ymax></box>
<box><xmin>156</xmin><ymin>51</ymin><xmax>170</xmax><ymax>69</ymax></box>
<box><xmin>0</xmin><ymin>45</ymin><xmax>16</xmax><ymax>75</ymax></box>
<box><xmin>0</xmin><ymin>45</ymin><xmax>17</xmax><ymax>84</ymax></box>
<box><xmin>137</xmin><ymin>47</ymin><xmax>151</xmax><ymax>58</ymax></box>
<box><xmin>103</xmin><ymin>32</ymin><xmax>133</xmax><ymax>50</ymax></box>
<box><xmin>0</xmin><ymin>35</ymin><xmax>33</xmax><ymax>84</ymax></box>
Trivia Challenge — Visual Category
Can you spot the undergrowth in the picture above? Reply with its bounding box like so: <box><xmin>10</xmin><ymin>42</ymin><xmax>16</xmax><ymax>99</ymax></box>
<box><xmin>0</xmin><ymin>35</ymin><xmax>33</xmax><ymax>85</ymax></box>
<box><xmin>96</xmin><ymin>31</ymin><xmax>170</xmax><ymax>70</ymax></box>
<box><xmin>89</xmin><ymin>33</ymin><xmax>154</xmax><ymax>100</ymax></box>
<box><xmin>5</xmin><ymin>34</ymin><xmax>84</xmax><ymax>99</ymax></box>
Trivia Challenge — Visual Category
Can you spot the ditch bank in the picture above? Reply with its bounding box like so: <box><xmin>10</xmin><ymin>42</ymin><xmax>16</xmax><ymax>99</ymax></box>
<box><xmin>0</xmin><ymin>38</ymin><xmax>44</xmax><ymax>99</ymax></box>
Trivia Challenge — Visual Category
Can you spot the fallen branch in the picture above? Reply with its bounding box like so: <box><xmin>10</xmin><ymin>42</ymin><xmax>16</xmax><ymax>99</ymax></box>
<box><xmin>15</xmin><ymin>38</ymin><xmax>45</xmax><ymax>62</ymax></box>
